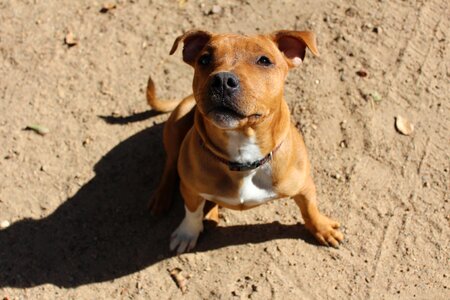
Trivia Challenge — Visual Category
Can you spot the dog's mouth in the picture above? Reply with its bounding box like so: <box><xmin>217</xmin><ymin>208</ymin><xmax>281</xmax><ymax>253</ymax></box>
<box><xmin>209</xmin><ymin>105</ymin><xmax>246</xmax><ymax>119</ymax></box>
<box><xmin>206</xmin><ymin>105</ymin><xmax>262</xmax><ymax>129</ymax></box>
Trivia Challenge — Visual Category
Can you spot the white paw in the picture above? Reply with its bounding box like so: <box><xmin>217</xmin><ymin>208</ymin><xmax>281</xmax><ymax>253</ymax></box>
<box><xmin>170</xmin><ymin>218</ymin><xmax>203</xmax><ymax>254</ymax></box>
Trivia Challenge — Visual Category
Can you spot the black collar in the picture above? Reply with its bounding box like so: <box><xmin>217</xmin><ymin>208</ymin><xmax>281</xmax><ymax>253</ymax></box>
<box><xmin>199</xmin><ymin>137</ymin><xmax>283</xmax><ymax>172</ymax></box>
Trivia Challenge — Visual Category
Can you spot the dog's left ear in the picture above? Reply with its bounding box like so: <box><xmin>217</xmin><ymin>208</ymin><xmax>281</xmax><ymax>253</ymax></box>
<box><xmin>271</xmin><ymin>31</ymin><xmax>319</xmax><ymax>68</ymax></box>
<box><xmin>170</xmin><ymin>30</ymin><xmax>212</xmax><ymax>66</ymax></box>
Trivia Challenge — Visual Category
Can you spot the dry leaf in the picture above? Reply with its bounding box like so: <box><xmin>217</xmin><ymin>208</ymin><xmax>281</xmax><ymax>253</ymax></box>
<box><xmin>395</xmin><ymin>115</ymin><xmax>414</xmax><ymax>135</ymax></box>
<box><xmin>169</xmin><ymin>268</ymin><xmax>189</xmax><ymax>294</ymax></box>
<box><xmin>100</xmin><ymin>3</ymin><xmax>117</xmax><ymax>13</ymax></box>
<box><xmin>371</xmin><ymin>91</ymin><xmax>382</xmax><ymax>102</ymax></box>
<box><xmin>64</xmin><ymin>32</ymin><xmax>77</xmax><ymax>47</ymax></box>
<box><xmin>25</xmin><ymin>124</ymin><xmax>50</xmax><ymax>135</ymax></box>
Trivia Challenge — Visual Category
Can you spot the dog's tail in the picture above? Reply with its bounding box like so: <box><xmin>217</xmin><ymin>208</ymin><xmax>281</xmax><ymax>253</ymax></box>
<box><xmin>146</xmin><ymin>76</ymin><xmax>182</xmax><ymax>112</ymax></box>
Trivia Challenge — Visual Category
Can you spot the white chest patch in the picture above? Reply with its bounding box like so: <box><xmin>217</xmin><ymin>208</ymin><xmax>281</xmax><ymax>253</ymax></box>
<box><xmin>200</xmin><ymin>131</ymin><xmax>277</xmax><ymax>206</ymax></box>
<box><xmin>226</xmin><ymin>130</ymin><xmax>262</xmax><ymax>163</ymax></box>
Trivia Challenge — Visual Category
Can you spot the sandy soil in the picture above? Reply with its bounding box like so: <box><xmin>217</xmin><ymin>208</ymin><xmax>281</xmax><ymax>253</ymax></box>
<box><xmin>0</xmin><ymin>0</ymin><xmax>449</xmax><ymax>299</ymax></box>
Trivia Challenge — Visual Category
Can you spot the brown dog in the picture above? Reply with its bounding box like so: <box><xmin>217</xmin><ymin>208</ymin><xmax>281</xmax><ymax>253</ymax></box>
<box><xmin>147</xmin><ymin>30</ymin><xmax>343</xmax><ymax>253</ymax></box>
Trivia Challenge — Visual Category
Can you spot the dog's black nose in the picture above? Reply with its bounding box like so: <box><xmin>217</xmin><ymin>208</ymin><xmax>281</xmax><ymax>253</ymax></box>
<box><xmin>211</xmin><ymin>72</ymin><xmax>240</xmax><ymax>95</ymax></box>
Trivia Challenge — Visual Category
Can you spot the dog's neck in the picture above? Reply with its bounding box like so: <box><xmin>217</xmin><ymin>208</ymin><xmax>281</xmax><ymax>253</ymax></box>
<box><xmin>195</xmin><ymin>99</ymin><xmax>290</xmax><ymax>164</ymax></box>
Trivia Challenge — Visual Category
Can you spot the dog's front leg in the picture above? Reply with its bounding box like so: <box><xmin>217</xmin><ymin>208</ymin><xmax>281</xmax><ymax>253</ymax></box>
<box><xmin>170</xmin><ymin>184</ymin><xmax>205</xmax><ymax>254</ymax></box>
<box><xmin>293</xmin><ymin>176</ymin><xmax>344</xmax><ymax>247</ymax></box>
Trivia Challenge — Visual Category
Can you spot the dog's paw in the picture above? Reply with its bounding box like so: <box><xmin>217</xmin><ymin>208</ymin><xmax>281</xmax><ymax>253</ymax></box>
<box><xmin>170</xmin><ymin>218</ymin><xmax>204</xmax><ymax>254</ymax></box>
<box><xmin>305</xmin><ymin>215</ymin><xmax>344</xmax><ymax>248</ymax></box>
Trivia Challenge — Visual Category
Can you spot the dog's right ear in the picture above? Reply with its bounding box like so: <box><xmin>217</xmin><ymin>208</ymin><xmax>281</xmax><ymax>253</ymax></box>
<box><xmin>170</xmin><ymin>30</ymin><xmax>212</xmax><ymax>66</ymax></box>
<box><xmin>270</xmin><ymin>30</ymin><xmax>319</xmax><ymax>68</ymax></box>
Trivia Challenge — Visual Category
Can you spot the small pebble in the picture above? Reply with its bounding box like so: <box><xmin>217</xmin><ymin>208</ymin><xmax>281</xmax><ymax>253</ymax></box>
<box><xmin>395</xmin><ymin>115</ymin><xmax>414</xmax><ymax>135</ymax></box>
<box><xmin>1</xmin><ymin>220</ymin><xmax>10</xmax><ymax>228</ymax></box>
<box><xmin>362</xmin><ymin>23</ymin><xmax>373</xmax><ymax>31</ymax></box>
<box><xmin>211</xmin><ymin>5</ymin><xmax>222</xmax><ymax>14</ymax></box>
<box><xmin>64</xmin><ymin>32</ymin><xmax>78</xmax><ymax>47</ymax></box>
<box><xmin>356</xmin><ymin>70</ymin><xmax>367</xmax><ymax>77</ymax></box>
<box><xmin>332</xmin><ymin>173</ymin><xmax>341</xmax><ymax>180</ymax></box>
<box><xmin>82</xmin><ymin>137</ymin><xmax>92</xmax><ymax>146</ymax></box>
<box><xmin>100</xmin><ymin>3</ymin><xmax>117</xmax><ymax>13</ymax></box>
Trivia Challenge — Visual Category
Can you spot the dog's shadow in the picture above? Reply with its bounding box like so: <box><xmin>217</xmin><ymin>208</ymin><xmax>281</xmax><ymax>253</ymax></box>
<box><xmin>0</xmin><ymin>113</ymin><xmax>313</xmax><ymax>288</ymax></box>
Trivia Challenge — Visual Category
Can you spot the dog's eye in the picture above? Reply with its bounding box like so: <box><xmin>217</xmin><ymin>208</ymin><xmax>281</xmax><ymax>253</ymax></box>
<box><xmin>257</xmin><ymin>56</ymin><xmax>272</xmax><ymax>66</ymax></box>
<box><xmin>198</xmin><ymin>54</ymin><xmax>211</xmax><ymax>66</ymax></box>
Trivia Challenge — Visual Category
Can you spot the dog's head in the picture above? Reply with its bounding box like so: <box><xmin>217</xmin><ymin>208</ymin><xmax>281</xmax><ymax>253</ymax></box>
<box><xmin>170</xmin><ymin>30</ymin><xmax>319</xmax><ymax>129</ymax></box>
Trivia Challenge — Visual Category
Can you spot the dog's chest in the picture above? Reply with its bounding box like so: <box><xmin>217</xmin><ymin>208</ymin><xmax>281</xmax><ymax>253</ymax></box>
<box><xmin>200</xmin><ymin>131</ymin><xmax>277</xmax><ymax>206</ymax></box>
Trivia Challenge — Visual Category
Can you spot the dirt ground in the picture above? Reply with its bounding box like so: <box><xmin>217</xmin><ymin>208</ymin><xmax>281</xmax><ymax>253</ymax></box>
<box><xmin>0</xmin><ymin>0</ymin><xmax>449</xmax><ymax>299</ymax></box>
